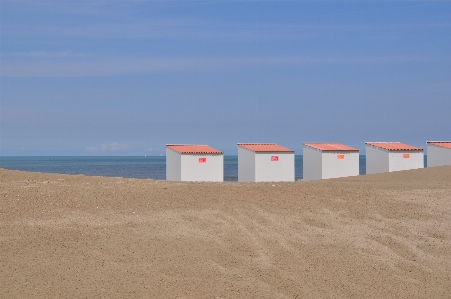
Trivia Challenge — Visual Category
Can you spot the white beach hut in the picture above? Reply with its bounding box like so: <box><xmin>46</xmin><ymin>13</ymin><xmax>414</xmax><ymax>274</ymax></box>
<box><xmin>237</xmin><ymin>143</ymin><xmax>295</xmax><ymax>182</ymax></box>
<box><xmin>427</xmin><ymin>141</ymin><xmax>451</xmax><ymax>167</ymax></box>
<box><xmin>365</xmin><ymin>142</ymin><xmax>424</xmax><ymax>174</ymax></box>
<box><xmin>166</xmin><ymin>144</ymin><xmax>224</xmax><ymax>182</ymax></box>
<box><xmin>303</xmin><ymin>143</ymin><xmax>359</xmax><ymax>181</ymax></box>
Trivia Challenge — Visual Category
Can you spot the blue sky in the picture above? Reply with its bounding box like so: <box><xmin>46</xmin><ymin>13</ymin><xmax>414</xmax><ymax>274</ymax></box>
<box><xmin>1</xmin><ymin>0</ymin><xmax>450</xmax><ymax>156</ymax></box>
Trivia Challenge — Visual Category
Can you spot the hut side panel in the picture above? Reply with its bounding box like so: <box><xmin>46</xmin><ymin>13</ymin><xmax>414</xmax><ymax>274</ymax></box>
<box><xmin>255</xmin><ymin>152</ymin><xmax>295</xmax><ymax>182</ymax></box>
<box><xmin>180</xmin><ymin>154</ymin><xmax>224</xmax><ymax>182</ymax></box>
<box><xmin>366</xmin><ymin>145</ymin><xmax>389</xmax><ymax>175</ymax></box>
<box><xmin>238</xmin><ymin>147</ymin><xmax>255</xmax><ymax>182</ymax></box>
<box><xmin>388</xmin><ymin>151</ymin><xmax>423</xmax><ymax>172</ymax></box>
<box><xmin>166</xmin><ymin>147</ymin><xmax>182</xmax><ymax>181</ymax></box>
<box><xmin>303</xmin><ymin>146</ymin><xmax>322</xmax><ymax>181</ymax></box>
<box><xmin>427</xmin><ymin>144</ymin><xmax>451</xmax><ymax>167</ymax></box>
<box><xmin>322</xmin><ymin>152</ymin><xmax>359</xmax><ymax>179</ymax></box>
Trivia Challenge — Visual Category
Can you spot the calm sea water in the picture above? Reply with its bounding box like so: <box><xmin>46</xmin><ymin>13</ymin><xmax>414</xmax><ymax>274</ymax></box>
<box><xmin>0</xmin><ymin>156</ymin><xmax>427</xmax><ymax>181</ymax></box>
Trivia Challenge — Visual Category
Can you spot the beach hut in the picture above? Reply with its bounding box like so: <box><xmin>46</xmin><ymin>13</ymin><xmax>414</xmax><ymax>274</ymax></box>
<box><xmin>427</xmin><ymin>141</ymin><xmax>451</xmax><ymax>167</ymax></box>
<box><xmin>365</xmin><ymin>142</ymin><xmax>423</xmax><ymax>174</ymax></box>
<box><xmin>237</xmin><ymin>143</ymin><xmax>295</xmax><ymax>182</ymax></box>
<box><xmin>303</xmin><ymin>143</ymin><xmax>359</xmax><ymax>181</ymax></box>
<box><xmin>166</xmin><ymin>144</ymin><xmax>223</xmax><ymax>182</ymax></box>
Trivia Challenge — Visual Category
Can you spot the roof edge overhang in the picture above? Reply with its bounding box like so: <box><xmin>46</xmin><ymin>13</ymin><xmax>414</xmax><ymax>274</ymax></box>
<box><xmin>179</xmin><ymin>153</ymin><xmax>223</xmax><ymax>155</ymax></box>
<box><xmin>237</xmin><ymin>143</ymin><xmax>295</xmax><ymax>153</ymax></box>
<box><xmin>365</xmin><ymin>142</ymin><xmax>424</xmax><ymax>151</ymax></box>
<box><xmin>426</xmin><ymin>141</ymin><xmax>451</xmax><ymax>149</ymax></box>
<box><xmin>315</xmin><ymin>149</ymin><xmax>359</xmax><ymax>152</ymax></box>
<box><xmin>166</xmin><ymin>144</ymin><xmax>223</xmax><ymax>154</ymax></box>
<box><xmin>303</xmin><ymin>142</ymin><xmax>359</xmax><ymax>152</ymax></box>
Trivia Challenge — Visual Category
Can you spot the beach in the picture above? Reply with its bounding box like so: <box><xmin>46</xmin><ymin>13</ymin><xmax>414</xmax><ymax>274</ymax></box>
<box><xmin>1</xmin><ymin>166</ymin><xmax>450</xmax><ymax>298</ymax></box>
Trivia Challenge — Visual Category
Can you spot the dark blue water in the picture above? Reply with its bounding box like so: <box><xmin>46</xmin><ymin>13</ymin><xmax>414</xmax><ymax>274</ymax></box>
<box><xmin>0</xmin><ymin>156</ymin><xmax>167</xmax><ymax>179</ymax></box>
<box><xmin>0</xmin><ymin>155</ymin><xmax>427</xmax><ymax>181</ymax></box>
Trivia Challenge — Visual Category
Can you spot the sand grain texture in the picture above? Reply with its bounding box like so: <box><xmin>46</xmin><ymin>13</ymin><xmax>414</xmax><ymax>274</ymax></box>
<box><xmin>1</xmin><ymin>166</ymin><xmax>451</xmax><ymax>298</ymax></box>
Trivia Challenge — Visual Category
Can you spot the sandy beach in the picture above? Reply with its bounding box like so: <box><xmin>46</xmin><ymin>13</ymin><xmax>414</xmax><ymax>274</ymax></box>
<box><xmin>1</xmin><ymin>166</ymin><xmax>450</xmax><ymax>298</ymax></box>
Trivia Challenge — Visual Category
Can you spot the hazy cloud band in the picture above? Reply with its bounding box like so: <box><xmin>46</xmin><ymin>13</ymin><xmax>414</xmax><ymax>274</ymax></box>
<box><xmin>1</xmin><ymin>55</ymin><xmax>430</xmax><ymax>77</ymax></box>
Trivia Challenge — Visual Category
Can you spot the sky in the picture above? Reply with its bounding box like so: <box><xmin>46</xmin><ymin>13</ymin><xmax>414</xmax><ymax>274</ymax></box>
<box><xmin>1</xmin><ymin>0</ymin><xmax>450</xmax><ymax>156</ymax></box>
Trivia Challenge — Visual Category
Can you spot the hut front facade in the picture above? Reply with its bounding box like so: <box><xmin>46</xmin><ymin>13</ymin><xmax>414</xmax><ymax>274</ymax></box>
<box><xmin>366</xmin><ymin>142</ymin><xmax>424</xmax><ymax>174</ymax></box>
<box><xmin>166</xmin><ymin>144</ymin><xmax>223</xmax><ymax>182</ymax></box>
<box><xmin>427</xmin><ymin>141</ymin><xmax>451</xmax><ymax>167</ymax></box>
<box><xmin>237</xmin><ymin>143</ymin><xmax>295</xmax><ymax>182</ymax></box>
<box><xmin>303</xmin><ymin>143</ymin><xmax>359</xmax><ymax>181</ymax></box>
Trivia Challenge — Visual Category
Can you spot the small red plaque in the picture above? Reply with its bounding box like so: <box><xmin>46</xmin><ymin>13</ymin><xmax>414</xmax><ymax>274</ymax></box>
<box><xmin>403</xmin><ymin>154</ymin><xmax>410</xmax><ymax>158</ymax></box>
<box><xmin>199</xmin><ymin>157</ymin><xmax>206</xmax><ymax>163</ymax></box>
<box><xmin>271</xmin><ymin>156</ymin><xmax>279</xmax><ymax>161</ymax></box>
<box><xmin>337</xmin><ymin>154</ymin><xmax>345</xmax><ymax>160</ymax></box>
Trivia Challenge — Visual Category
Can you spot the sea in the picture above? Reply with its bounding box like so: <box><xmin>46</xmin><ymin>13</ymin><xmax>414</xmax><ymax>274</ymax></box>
<box><xmin>0</xmin><ymin>156</ymin><xmax>427</xmax><ymax>181</ymax></box>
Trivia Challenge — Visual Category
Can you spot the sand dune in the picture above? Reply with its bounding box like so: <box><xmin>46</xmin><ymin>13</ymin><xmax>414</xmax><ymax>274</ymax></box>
<box><xmin>1</xmin><ymin>166</ymin><xmax>450</xmax><ymax>298</ymax></box>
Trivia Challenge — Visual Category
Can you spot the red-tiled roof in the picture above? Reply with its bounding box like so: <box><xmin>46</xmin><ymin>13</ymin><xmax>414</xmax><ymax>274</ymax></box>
<box><xmin>427</xmin><ymin>141</ymin><xmax>451</xmax><ymax>149</ymax></box>
<box><xmin>238</xmin><ymin>143</ymin><xmax>294</xmax><ymax>152</ymax></box>
<box><xmin>166</xmin><ymin>144</ymin><xmax>223</xmax><ymax>154</ymax></box>
<box><xmin>365</xmin><ymin>142</ymin><xmax>423</xmax><ymax>151</ymax></box>
<box><xmin>303</xmin><ymin>143</ymin><xmax>358</xmax><ymax>151</ymax></box>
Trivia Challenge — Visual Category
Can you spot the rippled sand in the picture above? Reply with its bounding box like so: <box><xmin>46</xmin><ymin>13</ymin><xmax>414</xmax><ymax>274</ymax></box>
<box><xmin>1</xmin><ymin>166</ymin><xmax>450</xmax><ymax>298</ymax></box>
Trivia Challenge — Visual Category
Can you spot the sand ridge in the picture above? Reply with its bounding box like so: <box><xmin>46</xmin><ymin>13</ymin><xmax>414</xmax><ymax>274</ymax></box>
<box><xmin>1</xmin><ymin>166</ymin><xmax>451</xmax><ymax>298</ymax></box>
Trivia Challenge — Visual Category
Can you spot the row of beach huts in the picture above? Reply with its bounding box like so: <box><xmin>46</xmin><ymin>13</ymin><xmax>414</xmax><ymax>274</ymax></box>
<box><xmin>166</xmin><ymin>142</ymin><xmax>451</xmax><ymax>182</ymax></box>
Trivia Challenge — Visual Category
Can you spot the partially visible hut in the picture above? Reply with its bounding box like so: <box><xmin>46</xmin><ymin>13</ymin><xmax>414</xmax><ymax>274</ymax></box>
<box><xmin>427</xmin><ymin>141</ymin><xmax>451</xmax><ymax>167</ymax></box>
<box><xmin>237</xmin><ymin>143</ymin><xmax>295</xmax><ymax>182</ymax></box>
<box><xmin>303</xmin><ymin>143</ymin><xmax>359</xmax><ymax>181</ymax></box>
<box><xmin>166</xmin><ymin>144</ymin><xmax>223</xmax><ymax>182</ymax></box>
<box><xmin>365</xmin><ymin>142</ymin><xmax>423</xmax><ymax>174</ymax></box>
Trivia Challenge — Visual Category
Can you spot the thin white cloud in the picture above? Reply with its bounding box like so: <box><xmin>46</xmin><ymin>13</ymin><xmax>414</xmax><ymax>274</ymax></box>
<box><xmin>1</xmin><ymin>55</ymin><xmax>432</xmax><ymax>77</ymax></box>
<box><xmin>0</xmin><ymin>26</ymin><xmax>294</xmax><ymax>42</ymax></box>
<box><xmin>1</xmin><ymin>0</ymin><xmax>135</xmax><ymax>17</ymax></box>
<box><xmin>109</xmin><ymin>142</ymin><xmax>131</xmax><ymax>151</ymax></box>
<box><xmin>1</xmin><ymin>51</ymin><xmax>90</xmax><ymax>59</ymax></box>
<box><xmin>3</xmin><ymin>19</ymin><xmax>450</xmax><ymax>41</ymax></box>
<box><xmin>85</xmin><ymin>142</ymin><xmax>131</xmax><ymax>152</ymax></box>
